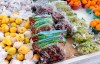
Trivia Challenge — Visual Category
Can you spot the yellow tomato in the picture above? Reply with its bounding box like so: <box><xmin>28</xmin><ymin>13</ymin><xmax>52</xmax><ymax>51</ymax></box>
<box><xmin>24</xmin><ymin>20</ymin><xmax>30</xmax><ymax>29</ymax></box>
<box><xmin>5</xmin><ymin>32</ymin><xmax>10</xmax><ymax>37</ymax></box>
<box><xmin>3</xmin><ymin>37</ymin><xmax>12</xmax><ymax>46</ymax></box>
<box><xmin>16</xmin><ymin>53</ymin><xmax>24</xmax><ymax>61</ymax></box>
<box><xmin>10</xmin><ymin>27</ymin><xmax>17</xmax><ymax>33</ymax></box>
<box><xmin>4</xmin><ymin>46</ymin><xmax>11</xmax><ymax>51</ymax></box>
<box><xmin>11</xmin><ymin>22</ymin><xmax>17</xmax><ymax>27</ymax></box>
<box><xmin>0</xmin><ymin>20</ymin><xmax>2</xmax><ymax>25</ymax></box>
<box><xmin>1</xmin><ymin>24</ymin><xmax>7</xmax><ymax>27</ymax></box>
<box><xmin>0</xmin><ymin>42</ymin><xmax>6</xmax><ymax>47</ymax></box>
<box><xmin>19</xmin><ymin>27</ymin><xmax>27</xmax><ymax>34</ymax></box>
<box><xmin>10</xmin><ymin>33</ymin><xmax>17</xmax><ymax>37</ymax></box>
<box><xmin>0</xmin><ymin>14</ymin><xmax>7</xmax><ymax>20</ymax></box>
<box><xmin>18</xmin><ymin>45</ymin><xmax>30</xmax><ymax>54</ymax></box>
<box><xmin>0</xmin><ymin>27</ymin><xmax>2</xmax><ymax>31</ymax></box>
<box><xmin>16</xmin><ymin>34</ymin><xmax>24</xmax><ymax>41</ymax></box>
<box><xmin>1</xmin><ymin>25</ymin><xmax>9</xmax><ymax>33</ymax></box>
<box><xmin>6</xmin><ymin>54</ymin><xmax>12</xmax><ymax>60</ymax></box>
<box><xmin>2</xmin><ymin>17</ymin><xmax>9</xmax><ymax>24</ymax></box>
<box><xmin>7</xmin><ymin>47</ymin><xmax>16</xmax><ymax>55</ymax></box>
<box><xmin>9</xmin><ymin>17</ymin><xmax>15</xmax><ymax>23</ymax></box>
<box><xmin>24</xmin><ymin>38</ymin><xmax>30</xmax><ymax>44</ymax></box>
<box><xmin>15</xmin><ymin>18</ymin><xmax>22</xmax><ymax>25</ymax></box>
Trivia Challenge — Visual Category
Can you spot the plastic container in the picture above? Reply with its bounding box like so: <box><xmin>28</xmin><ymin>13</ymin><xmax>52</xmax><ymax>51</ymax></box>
<box><xmin>92</xmin><ymin>12</ymin><xmax>100</xmax><ymax>19</ymax></box>
<box><xmin>86</xmin><ymin>8</ymin><xmax>92</xmax><ymax>14</ymax></box>
<box><xmin>70</xmin><ymin>4</ymin><xmax>81</xmax><ymax>10</ymax></box>
<box><xmin>92</xmin><ymin>27</ymin><xmax>100</xmax><ymax>34</ymax></box>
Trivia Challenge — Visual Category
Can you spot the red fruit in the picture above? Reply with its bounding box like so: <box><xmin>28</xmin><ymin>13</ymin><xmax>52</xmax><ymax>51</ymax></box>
<box><xmin>29</xmin><ymin>17</ymin><xmax>35</xmax><ymax>25</ymax></box>
<box><xmin>32</xmin><ymin>36</ymin><xmax>38</xmax><ymax>42</ymax></box>
<box><xmin>31</xmin><ymin>27</ymin><xmax>36</xmax><ymax>34</ymax></box>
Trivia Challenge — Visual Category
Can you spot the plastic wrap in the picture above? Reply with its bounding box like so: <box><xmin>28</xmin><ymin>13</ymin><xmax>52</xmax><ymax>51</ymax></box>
<box><xmin>38</xmin><ymin>44</ymin><xmax>65</xmax><ymax>64</ymax></box>
<box><xmin>0</xmin><ymin>0</ymin><xmax>33</xmax><ymax>19</ymax></box>
<box><xmin>30</xmin><ymin>15</ymin><xmax>55</xmax><ymax>34</ymax></box>
<box><xmin>32</xmin><ymin>30</ymin><xmax>66</xmax><ymax>47</ymax></box>
<box><xmin>31</xmin><ymin>4</ymin><xmax>54</xmax><ymax>15</ymax></box>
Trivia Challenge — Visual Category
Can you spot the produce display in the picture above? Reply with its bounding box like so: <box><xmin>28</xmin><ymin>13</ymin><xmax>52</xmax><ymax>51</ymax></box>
<box><xmin>0</xmin><ymin>0</ymin><xmax>100</xmax><ymax>64</ymax></box>
<box><xmin>38</xmin><ymin>44</ymin><xmax>65</xmax><ymax>64</ymax></box>
<box><xmin>54</xmin><ymin>1</ymin><xmax>100</xmax><ymax>54</ymax></box>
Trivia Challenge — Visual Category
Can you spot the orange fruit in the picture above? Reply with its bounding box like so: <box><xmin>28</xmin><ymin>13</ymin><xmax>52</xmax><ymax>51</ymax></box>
<box><xmin>74</xmin><ymin>2</ymin><xmax>79</xmax><ymax>6</ymax></box>
<box><xmin>94</xmin><ymin>5</ymin><xmax>98</xmax><ymax>8</ymax></box>
<box><xmin>96</xmin><ymin>24</ymin><xmax>100</xmax><ymax>30</ymax></box>
<box><xmin>85</xmin><ymin>3</ymin><xmax>90</xmax><ymax>8</ymax></box>
<box><xmin>69</xmin><ymin>1</ymin><xmax>73</xmax><ymax>5</ymax></box>
<box><xmin>82</xmin><ymin>0</ymin><xmax>87</xmax><ymax>4</ymax></box>
<box><xmin>94</xmin><ymin>11</ymin><xmax>100</xmax><ymax>16</ymax></box>
<box><xmin>91</xmin><ymin>1</ymin><xmax>96</xmax><ymax>5</ymax></box>
<box><xmin>89</xmin><ymin>6</ymin><xmax>95</xmax><ymax>10</ymax></box>
<box><xmin>93</xmin><ymin>19</ymin><xmax>100</xmax><ymax>24</ymax></box>
<box><xmin>90</xmin><ymin>21</ymin><xmax>97</xmax><ymax>28</ymax></box>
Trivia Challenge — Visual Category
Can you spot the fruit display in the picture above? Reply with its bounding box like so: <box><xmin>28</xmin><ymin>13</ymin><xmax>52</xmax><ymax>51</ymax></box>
<box><xmin>0</xmin><ymin>14</ymin><xmax>36</xmax><ymax>64</ymax></box>
<box><xmin>78</xmin><ymin>40</ymin><xmax>99</xmax><ymax>54</ymax></box>
<box><xmin>38</xmin><ymin>45</ymin><xmax>65</xmax><ymax>64</ymax></box>
<box><xmin>67</xmin><ymin>0</ymin><xmax>81</xmax><ymax>10</ymax></box>
<box><xmin>81</xmin><ymin>0</ymin><xmax>100</xmax><ymax>9</ymax></box>
<box><xmin>90</xmin><ymin>19</ymin><xmax>100</xmax><ymax>30</ymax></box>
<box><xmin>90</xmin><ymin>19</ymin><xmax>100</xmax><ymax>34</ymax></box>
<box><xmin>93</xmin><ymin>8</ymin><xmax>100</xmax><ymax>18</ymax></box>
<box><xmin>54</xmin><ymin>1</ymin><xmax>100</xmax><ymax>55</ymax></box>
<box><xmin>1</xmin><ymin>0</ymin><xmax>100</xmax><ymax>64</ymax></box>
<box><xmin>30</xmin><ymin>15</ymin><xmax>54</xmax><ymax>34</ymax></box>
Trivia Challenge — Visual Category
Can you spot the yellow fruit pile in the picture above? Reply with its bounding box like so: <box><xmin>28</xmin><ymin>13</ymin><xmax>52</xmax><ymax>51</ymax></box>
<box><xmin>0</xmin><ymin>14</ymin><xmax>32</xmax><ymax>61</ymax></box>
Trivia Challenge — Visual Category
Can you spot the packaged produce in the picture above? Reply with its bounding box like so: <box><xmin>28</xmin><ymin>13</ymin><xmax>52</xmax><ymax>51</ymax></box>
<box><xmin>72</xmin><ymin>32</ymin><xmax>94</xmax><ymax>43</ymax></box>
<box><xmin>55</xmin><ymin>21</ymin><xmax>72</xmax><ymax>36</ymax></box>
<box><xmin>32</xmin><ymin>30</ymin><xmax>66</xmax><ymax>42</ymax></box>
<box><xmin>78</xmin><ymin>40</ymin><xmax>100</xmax><ymax>54</ymax></box>
<box><xmin>30</xmin><ymin>15</ymin><xmax>55</xmax><ymax>34</ymax></box>
<box><xmin>55</xmin><ymin>1</ymin><xmax>71</xmax><ymax>11</ymax></box>
<box><xmin>51</xmin><ymin>11</ymin><xmax>64</xmax><ymax>24</ymax></box>
<box><xmin>32</xmin><ymin>30</ymin><xmax>66</xmax><ymax>48</ymax></box>
<box><xmin>33</xmin><ymin>44</ymin><xmax>65</xmax><ymax>64</ymax></box>
<box><xmin>31</xmin><ymin>4</ymin><xmax>54</xmax><ymax>15</ymax></box>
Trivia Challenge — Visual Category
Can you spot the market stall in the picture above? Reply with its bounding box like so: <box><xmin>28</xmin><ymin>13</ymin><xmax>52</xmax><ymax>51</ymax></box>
<box><xmin>0</xmin><ymin>0</ymin><xmax>100</xmax><ymax>64</ymax></box>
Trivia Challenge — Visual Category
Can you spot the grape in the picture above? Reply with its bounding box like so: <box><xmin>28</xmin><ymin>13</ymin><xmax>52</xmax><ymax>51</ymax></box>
<box><xmin>78</xmin><ymin>40</ymin><xmax>99</xmax><ymax>54</ymax></box>
<box><xmin>72</xmin><ymin>31</ymin><xmax>94</xmax><ymax>43</ymax></box>
<box><xmin>68</xmin><ymin>16</ymin><xmax>79</xmax><ymax>23</ymax></box>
